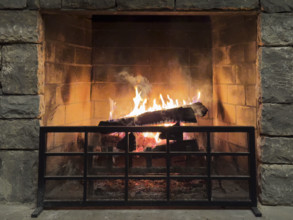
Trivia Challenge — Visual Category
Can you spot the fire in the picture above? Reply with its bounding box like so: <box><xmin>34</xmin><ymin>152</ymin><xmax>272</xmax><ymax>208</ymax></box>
<box><xmin>125</xmin><ymin>86</ymin><xmax>201</xmax><ymax>118</ymax></box>
<box><xmin>109</xmin><ymin>86</ymin><xmax>201</xmax><ymax>151</ymax></box>
<box><xmin>109</xmin><ymin>98</ymin><xmax>116</xmax><ymax>120</ymax></box>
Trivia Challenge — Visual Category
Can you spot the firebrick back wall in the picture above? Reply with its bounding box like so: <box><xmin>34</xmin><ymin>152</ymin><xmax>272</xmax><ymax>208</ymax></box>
<box><xmin>91</xmin><ymin>16</ymin><xmax>213</xmax><ymax>124</ymax></box>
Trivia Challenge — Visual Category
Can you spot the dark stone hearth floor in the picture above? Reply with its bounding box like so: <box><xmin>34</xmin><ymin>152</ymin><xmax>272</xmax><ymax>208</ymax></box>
<box><xmin>0</xmin><ymin>204</ymin><xmax>293</xmax><ymax>220</ymax></box>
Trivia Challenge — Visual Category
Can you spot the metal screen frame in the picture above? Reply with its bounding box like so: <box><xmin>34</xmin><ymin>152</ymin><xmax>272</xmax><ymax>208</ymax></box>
<box><xmin>32</xmin><ymin>126</ymin><xmax>261</xmax><ymax>217</ymax></box>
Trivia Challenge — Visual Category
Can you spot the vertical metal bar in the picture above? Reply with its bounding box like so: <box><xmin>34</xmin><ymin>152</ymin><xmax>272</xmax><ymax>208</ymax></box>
<box><xmin>83</xmin><ymin>132</ymin><xmax>88</xmax><ymax>203</ymax></box>
<box><xmin>32</xmin><ymin>128</ymin><xmax>47</xmax><ymax>217</ymax></box>
<box><xmin>207</xmin><ymin>132</ymin><xmax>212</xmax><ymax>202</ymax></box>
<box><xmin>166</xmin><ymin>131</ymin><xmax>170</xmax><ymax>202</ymax></box>
<box><xmin>248</xmin><ymin>128</ymin><xmax>257</xmax><ymax>207</ymax></box>
<box><xmin>125</xmin><ymin>132</ymin><xmax>129</xmax><ymax>203</ymax></box>
<box><xmin>107</xmin><ymin>146</ymin><xmax>113</xmax><ymax>170</ymax></box>
<box><xmin>37</xmin><ymin>128</ymin><xmax>47</xmax><ymax>207</ymax></box>
<box><xmin>146</xmin><ymin>147</ymin><xmax>152</xmax><ymax>168</ymax></box>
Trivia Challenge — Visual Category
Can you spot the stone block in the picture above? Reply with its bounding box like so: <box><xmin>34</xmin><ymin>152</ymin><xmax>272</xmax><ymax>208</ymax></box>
<box><xmin>0</xmin><ymin>151</ymin><xmax>38</xmax><ymax>203</ymax></box>
<box><xmin>1</xmin><ymin>44</ymin><xmax>42</xmax><ymax>95</ymax></box>
<box><xmin>40</xmin><ymin>0</ymin><xmax>61</xmax><ymax>8</ymax></box>
<box><xmin>0</xmin><ymin>47</ymin><xmax>2</xmax><ymax>95</ymax></box>
<box><xmin>0</xmin><ymin>96</ymin><xmax>42</xmax><ymax>119</ymax></box>
<box><xmin>0</xmin><ymin>120</ymin><xmax>39</xmax><ymax>149</ymax></box>
<box><xmin>0</xmin><ymin>11</ymin><xmax>41</xmax><ymax>43</ymax></box>
<box><xmin>62</xmin><ymin>0</ymin><xmax>115</xmax><ymax>9</ymax></box>
<box><xmin>0</xmin><ymin>0</ymin><xmax>26</xmax><ymax>9</ymax></box>
<box><xmin>260</xmin><ymin>103</ymin><xmax>293</xmax><ymax>136</ymax></box>
<box><xmin>259</xmin><ymin>47</ymin><xmax>293</xmax><ymax>103</ymax></box>
<box><xmin>261</xmin><ymin>0</ymin><xmax>293</xmax><ymax>12</ymax></box>
<box><xmin>176</xmin><ymin>0</ymin><xmax>259</xmax><ymax>10</ymax></box>
<box><xmin>27</xmin><ymin>0</ymin><xmax>40</xmax><ymax>9</ymax></box>
<box><xmin>260</xmin><ymin>13</ymin><xmax>293</xmax><ymax>45</ymax></box>
<box><xmin>260</xmin><ymin>137</ymin><xmax>293</xmax><ymax>164</ymax></box>
<box><xmin>117</xmin><ymin>0</ymin><xmax>174</xmax><ymax>10</ymax></box>
<box><xmin>260</xmin><ymin>164</ymin><xmax>293</xmax><ymax>205</ymax></box>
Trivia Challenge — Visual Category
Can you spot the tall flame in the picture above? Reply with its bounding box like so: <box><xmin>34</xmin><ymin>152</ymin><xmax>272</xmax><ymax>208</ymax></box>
<box><xmin>109</xmin><ymin>87</ymin><xmax>201</xmax><ymax>151</ymax></box>
<box><xmin>125</xmin><ymin>87</ymin><xmax>201</xmax><ymax>118</ymax></box>
<box><xmin>109</xmin><ymin>98</ymin><xmax>116</xmax><ymax>120</ymax></box>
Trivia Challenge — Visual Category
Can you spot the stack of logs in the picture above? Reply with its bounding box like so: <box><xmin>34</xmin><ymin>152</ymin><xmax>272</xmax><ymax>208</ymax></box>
<box><xmin>94</xmin><ymin>102</ymin><xmax>208</xmax><ymax>169</ymax></box>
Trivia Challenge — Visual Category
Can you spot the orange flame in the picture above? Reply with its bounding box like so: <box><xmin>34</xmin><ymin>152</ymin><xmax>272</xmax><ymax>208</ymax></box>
<box><xmin>125</xmin><ymin>87</ymin><xmax>201</xmax><ymax>118</ymax></box>
<box><xmin>109</xmin><ymin>87</ymin><xmax>201</xmax><ymax>151</ymax></box>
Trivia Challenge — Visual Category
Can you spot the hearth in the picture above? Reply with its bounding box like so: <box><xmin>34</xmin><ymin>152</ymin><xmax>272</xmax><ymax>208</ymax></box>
<box><xmin>33</xmin><ymin>11</ymin><xmax>260</xmax><ymax>217</ymax></box>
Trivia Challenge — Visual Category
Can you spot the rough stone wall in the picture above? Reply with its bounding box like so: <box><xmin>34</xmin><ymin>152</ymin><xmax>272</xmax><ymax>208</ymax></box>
<box><xmin>258</xmin><ymin>3</ymin><xmax>293</xmax><ymax>205</ymax></box>
<box><xmin>0</xmin><ymin>10</ymin><xmax>43</xmax><ymax>203</ymax></box>
<box><xmin>0</xmin><ymin>0</ymin><xmax>292</xmax><ymax>207</ymax></box>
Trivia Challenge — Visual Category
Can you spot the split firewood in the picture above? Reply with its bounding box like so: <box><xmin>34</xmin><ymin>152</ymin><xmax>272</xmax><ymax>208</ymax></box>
<box><xmin>98</xmin><ymin>102</ymin><xmax>208</xmax><ymax>126</ymax></box>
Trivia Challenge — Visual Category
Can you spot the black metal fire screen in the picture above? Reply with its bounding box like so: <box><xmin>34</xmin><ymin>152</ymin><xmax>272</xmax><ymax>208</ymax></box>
<box><xmin>32</xmin><ymin>126</ymin><xmax>261</xmax><ymax>217</ymax></box>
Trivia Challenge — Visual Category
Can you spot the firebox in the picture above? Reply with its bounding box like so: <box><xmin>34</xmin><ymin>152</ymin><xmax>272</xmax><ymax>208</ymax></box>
<box><xmin>34</xmin><ymin>12</ymin><xmax>260</xmax><ymax>217</ymax></box>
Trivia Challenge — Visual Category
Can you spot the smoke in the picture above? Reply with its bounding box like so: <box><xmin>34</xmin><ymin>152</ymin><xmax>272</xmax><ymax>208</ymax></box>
<box><xmin>118</xmin><ymin>70</ymin><xmax>152</xmax><ymax>98</ymax></box>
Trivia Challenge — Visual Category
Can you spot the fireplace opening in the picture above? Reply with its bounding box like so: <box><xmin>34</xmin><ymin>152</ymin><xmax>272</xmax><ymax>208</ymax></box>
<box><xmin>40</xmin><ymin>12</ymin><xmax>258</xmax><ymax>210</ymax></box>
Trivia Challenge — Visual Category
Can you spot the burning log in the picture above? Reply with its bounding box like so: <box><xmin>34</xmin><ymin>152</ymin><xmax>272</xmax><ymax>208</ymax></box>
<box><xmin>98</xmin><ymin>102</ymin><xmax>208</xmax><ymax>126</ymax></box>
<box><xmin>116</xmin><ymin>132</ymin><xmax>136</xmax><ymax>151</ymax></box>
<box><xmin>151</xmin><ymin>139</ymin><xmax>199</xmax><ymax>152</ymax></box>
<box><xmin>159</xmin><ymin>122</ymin><xmax>183</xmax><ymax>140</ymax></box>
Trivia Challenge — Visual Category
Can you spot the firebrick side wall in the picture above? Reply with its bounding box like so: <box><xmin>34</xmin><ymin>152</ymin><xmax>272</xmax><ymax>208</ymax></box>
<box><xmin>211</xmin><ymin>15</ymin><xmax>258</xmax><ymax>177</ymax></box>
<box><xmin>42</xmin><ymin>14</ymin><xmax>92</xmax><ymax>126</ymax></box>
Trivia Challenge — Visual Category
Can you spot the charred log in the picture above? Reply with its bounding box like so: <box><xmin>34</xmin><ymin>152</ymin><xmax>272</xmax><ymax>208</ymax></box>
<box><xmin>116</xmin><ymin>132</ymin><xmax>136</xmax><ymax>151</ymax></box>
<box><xmin>151</xmin><ymin>139</ymin><xmax>199</xmax><ymax>152</ymax></box>
<box><xmin>98</xmin><ymin>102</ymin><xmax>208</xmax><ymax>126</ymax></box>
<box><xmin>159</xmin><ymin>122</ymin><xmax>183</xmax><ymax>141</ymax></box>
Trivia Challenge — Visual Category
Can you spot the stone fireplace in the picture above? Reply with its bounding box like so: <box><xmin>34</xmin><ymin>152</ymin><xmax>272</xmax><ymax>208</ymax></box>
<box><xmin>0</xmin><ymin>0</ymin><xmax>293</xmax><ymax>208</ymax></box>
